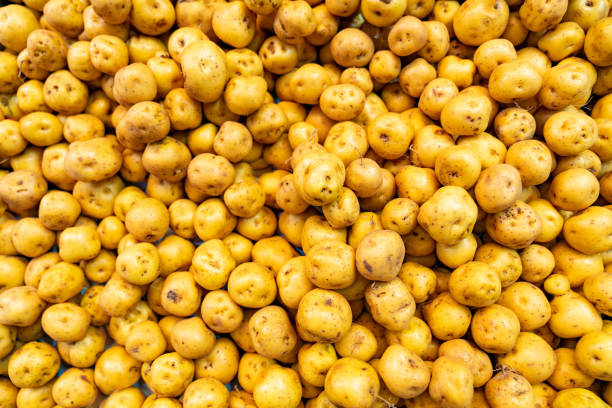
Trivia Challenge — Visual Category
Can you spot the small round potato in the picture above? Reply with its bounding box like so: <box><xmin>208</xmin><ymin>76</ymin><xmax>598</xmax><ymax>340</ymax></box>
<box><xmin>325</xmin><ymin>358</ymin><xmax>379</xmax><ymax>408</ymax></box>
<box><xmin>296</xmin><ymin>288</ymin><xmax>352</xmax><ymax>343</ymax></box>
<box><xmin>8</xmin><ymin>341</ymin><xmax>60</xmax><ymax>388</ymax></box>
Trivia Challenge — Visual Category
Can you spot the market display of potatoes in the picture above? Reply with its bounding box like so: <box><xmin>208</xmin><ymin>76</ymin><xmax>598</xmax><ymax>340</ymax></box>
<box><xmin>0</xmin><ymin>0</ymin><xmax>612</xmax><ymax>406</ymax></box>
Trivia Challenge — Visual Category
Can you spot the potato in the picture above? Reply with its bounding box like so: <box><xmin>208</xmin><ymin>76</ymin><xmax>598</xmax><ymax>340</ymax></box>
<box><xmin>57</xmin><ymin>326</ymin><xmax>106</xmax><ymax>368</ymax></box>
<box><xmin>183</xmin><ymin>378</ymin><xmax>230</xmax><ymax>408</ymax></box>
<box><xmin>248</xmin><ymin>305</ymin><xmax>297</xmax><ymax>361</ymax></box>
<box><xmin>181</xmin><ymin>40</ymin><xmax>228</xmax><ymax>103</ymax></box>
<box><xmin>305</xmin><ymin>239</ymin><xmax>356</xmax><ymax>289</ymax></box>
<box><xmin>41</xmin><ymin>302</ymin><xmax>90</xmax><ymax>342</ymax></box>
<box><xmin>52</xmin><ymin>368</ymin><xmax>98</xmax><ymax>408</ymax></box>
<box><xmin>448</xmin><ymin>261</ymin><xmax>501</xmax><ymax>307</ymax></box>
<box><xmin>583</xmin><ymin>272</ymin><xmax>612</xmax><ymax>316</ymax></box>
<box><xmin>497</xmin><ymin>282</ymin><xmax>550</xmax><ymax>332</ymax></box>
<box><xmin>125</xmin><ymin>198</ymin><xmax>169</xmax><ymax>243</ymax></box>
<box><xmin>549</xmin><ymin>291</ymin><xmax>602</xmax><ymax>338</ymax></box>
<box><xmin>489</xmin><ymin>60</ymin><xmax>543</xmax><ymax>104</ymax></box>
<box><xmin>227</xmin><ymin>262</ymin><xmax>276</xmax><ymax>308</ymax></box>
<box><xmin>355</xmin><ymin>230</ymin><xmax>404</xmax><ymax>282</ymax></box>
<box><xmin>548</xmin><ymin>348</ymin><xmax>595</xmax><ymax>390</ymax></box>
<box><xmin>194</xmin><ymin>337</ymin><xmax>239</xmax><ymax>384</ymax></box>
<box><xmin>429</xmin><ymin>355</ymin><xmax>473</xmax><ymax>407</ymax></box>
<box><xmin>365</xmin><ymin>278</ymin><xmax>415</xmax><ymax>331</ymax></box>
<box><xmin>324</xmin><ymin>358</ymin><xmax>379</xmax><ymax>408</ymax></box>
<box><xmin>485</xmin><ymin>201</ymin><xmax>542</xmax><ymax>249</ymax></box>
<box><xmin>453</xmin><ymin>0</ymin><xmax>509</xmax><ymax>46</ymax></box>
<box><xmin>37</xmin><ymin>262</ymin><xmax>86</xmax><ymax>303</ymax></box>
<box><xmin>471</xmin><ymin>304</ymin><xmax>520</xmax><ymax>354</ymax></box>
<box><xmin>254</xmin><ymin>366</ymin><xmax>302</xmax><ymax>408</ymax></box>
<box><xmin>8</xmin><ymin>341</ymin><xmax>60</xmax><ymax>388</ymax></box>
<box><xmin>497</xmin><ymin>332</ymin><xmax>556</xmax><ymax>384</ymax></box>
<box><xmin>552</xmin><ymin>388</ymin><xmax>610</xmax><ymax>408</ymax></box>
<box><xmin>0</xmin><ymin>170</ymin><xmax>47</xmax><ymax>213</ymax></box>
<box><xmin>485</xmin><ymin>371</ymin><xmax>535</xmax><ymax>408</ymax></box>
<box><xmin>423</xmin><ymin>291</ymin><xmax>471</xmax><ymax>341</ymax></box>
<box><xmin>297</xmin><ymin>343</ymin><xmax>337</xmax><ymax>388</ymax></box>
<box><xmin>333</xmin><ymin>323</ymin><xmax>377</xmax><ymax>361</ymax></box>
<box><xmin>296</xmin><ymin>288</ymin><xmax>352</xmax><ymax>343</ymax></box>
<box><xmin>146</xmin><ymin>352</ymin><xmax>193</xmax><ymax>398</ymax></box>
<box><xmin>417</xmin><ymin>186</ymin><xmax>478</xmax><ymax>245</ymax></box>
<box><xmin>552</xmin><ymin>241</ymin><xmax>603</xmax><ymax>288</ymax></box>
<box><xmin>585</xmin><ymin>17</ymin><xmax>612</xmax><ymax>66</ymax></box>
<box><xmin>378</xmin><ymin>344</ymin><xmax>430</xmax><ymax>399</ymax></box>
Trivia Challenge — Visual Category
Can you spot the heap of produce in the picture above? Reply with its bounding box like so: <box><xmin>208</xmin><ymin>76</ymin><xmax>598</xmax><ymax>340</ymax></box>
<box><xmin>0</xmin><ymin>0</ymin><xmax>611</xmax><ymax>406</ymax></box>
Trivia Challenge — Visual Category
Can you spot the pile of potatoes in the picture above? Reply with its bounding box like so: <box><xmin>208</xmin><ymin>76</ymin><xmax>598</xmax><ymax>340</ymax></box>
<box><xmin>0</xmin><ymin>0</ymin><xmax>612</xmax><ymax>406</ymax></box>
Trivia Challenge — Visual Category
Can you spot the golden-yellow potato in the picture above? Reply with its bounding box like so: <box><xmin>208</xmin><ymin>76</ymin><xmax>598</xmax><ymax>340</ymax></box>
<box><xmin>497</xmin><ymin>332</ymin><xmax>557</xmax><ymax>384</ymax></box>
<box><xmin>417</xmin><ymin>186</ymin><xmax>478</xmax><ymax>246</ymax></box>
<box><xmin>378</xmin><ymin>344</ymin><xmax>430</xmax><ymax>399</ymax></box>
<box><xmin>486</xmin><ymin>201</ymin><xmax>542</xmax><ymax>249</ymax></box>
<box><xmin>549</xmin><ymin>290</ymin><xmax>602</xmax><ymax>338</ymax></box>
<box><xmin>296</xmin><ymin>288</ymin><xmax>352</xmax><ymax>343</ymax></box>
<box><xmin>575</xmin><ymin>330</ymin><xmax>612</xmax><ymax>381</ymax></box>
<box><xmin>324</xmin><ymin>358</ymin><xmax>379</xmax><ymax>408</ymax></box>
<box><xmin>423</xmin><ymin>291</ymin><xmax>471</xmax><ymax>340</ymax></box>
<box><xmin>429</xmin><ymin>355</ymin><xmax>473</xmax><ymax>407</ymax></box>
<box><xmin>354</xmin><ymin>230</ymin><xmax>404</xmax><ymax>282</ymax></box>
<box><xmin>365</xmin><ymin>278</ymin><xmax>415</xmax><ymax>331</ymax></box>
<box><xmin>181</xmin><ymin>40</ymin><xmax>228</xmax><ymax>103</ymax></box>
<box><xmin>552</xmin><ymin>388</ymin><xmax>610</xmax><ymax>408</ymax></box>
<box><xmin>497</xmin><ymin>282</ymin><xmax>550</xmax><ymax>331</ymax></box>
<box><xmin>227</xmin><ymin>262</ymin><xmax>276</xmax><ymax>308</ymax></box>
<box><xmin>471</xmin><ymin>304</ymin><xmax>520</xmax><ymax>354</ymax></box>
<box><xmin>434</xmin><ymin>145</ymin><xmax>481</xmax><ymax>190</ymax></box>
<box><xmin>305</xmin><ymin>239</ymin><xmax>356</xmax><ymax>289</ymax></box>
<box><xmin>41</xmin><ymin>302</ymin><xmax>90</xmax><ymax>342</ymax></box>
<box><xmin>52</xmin><ymin>368</ymin><xmax>98</xmax><ymax>408</ymax></box>
<box><xmin>248</xmin><ymin>305</ymin><xmax>297</xmax><ymax>361</ymax></box>
<box><xmin>548</xmin><ymin>348</ymin><xmax>595</xmax><ymax>390</ymax></box>
<box><xmin>183</xmin><ymin>377</ymin><xmax>230</xmax><ymax>408</ymax></box>
<box><xmin>448</xmin><ymin>261</ymin><xmax>501</xmax><ymax>307</ymax></box>
<box><xmin>485</xmin><ymin>371</ymin><xmax>535</xmax><ymax>408</ymax></box>
<box><xmin>254</xmin><ymin>365</ymin><xmax>302</xmax><ymax>408</ymax></box>
<box><xmin>8</xmin><ymin>341</ymin><xmax>59</xmax><ymax>388</ymax></box>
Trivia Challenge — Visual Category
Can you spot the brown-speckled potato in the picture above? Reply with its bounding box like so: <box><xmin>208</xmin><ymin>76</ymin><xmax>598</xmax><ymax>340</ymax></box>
<box><xmin>453</xmin><ymin>0</ymin><xmax>509</xmax><ymax>46</ymax></box>
<box><xmin>423</xmin><ymin>291</ymin><xmax>472</xmax><ymax>340</ymax></box>
<box><xmin>8</xmin><ymin>341</ymin><xmax>60</xmax><ymax>388</ymax></box>
<box><xmin>429</xmin><ymin>355</ymin><xmax>473</xmax><ymax>407</ymax></box>
<box><xmin>249</xmin><ymin>305</ymin><xmax>297</xmax><ymax>361</ymax></box>
<box><xmin>497</xmin><ymin>282</ymin><xmax>550</xmax><ymax>331</ymax></box>
<box><xmin>575</xmin><ymin>330</ymin><xmax>612</xmax><ymax>381</ymax></box>
<box><xmin>471</xmin><ymin>304</ymin><xmax>520</xmax><ymax>354</ymax></box>
<box><xmin>378</xmin><ymin>344</ymin><xmax>430</xmax><ymax>399</ymax></box>
<box><xmin>148</xmin><ymin>352</ymin><xmax>194</xmax><ymax>397</ymax></box>
<box><xmin>448</xmin><ymin>261</ymin><xmax>501</xmax><ymax>307</ymax></box>
<box><xmin>325</xmin><ymin>358</ymin><xmax>379</xmax><ymax>408</ymax></box>
<box><xmin>485</xmin><ymin>371</ymin><xmax>535</xmax><ymax>408</ymax></box>
<box><xmin>486</xmin><ymin>201</ymin><xmax>542</xmax><ymax>249</ymax></box>
<box><xmin>52</xmin><ymin>368</ymin><xmax>98</xmax><ymax>408</ymax></box>
<box><xmin>365</xmin><ymin>278</ymin><xmax>415</xmax><ymax>331</ymax></box>
<box><xmin>305</xmin><ymin>239</ymin><xmax>356</xmax><ymax>289</ymax></box>
<box><xmin>475</xmin><ymin>163</ymin><xmax>522</xmax><ymax>213</ymax></box>
<box><xmin>254</xmin><ymin>365</ymin><xmax>302</xmax><ymax>408</ymax></box>
<box><xmin>497</xmin><ymin>332</ymin><xmax>557</xmax><ymax>384</ymax></box>
<box><xmin>417</xmin><ymin>186</ymin><xmax>478</xmax><ymax>245</ymax></box>
<box><xmin>354</xmin><ymin>230</ymin><xmax>404</xmax><ymax>282</ymax></box>
<box><xmin>0</xmin><ymin>170</ymin><xmax>47</xmax><ymax>213</ymax></box>
<box><xmin>296</xmin><ymin>288</ymin><xmax>352</xmax><ymax>343</ymax></box>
